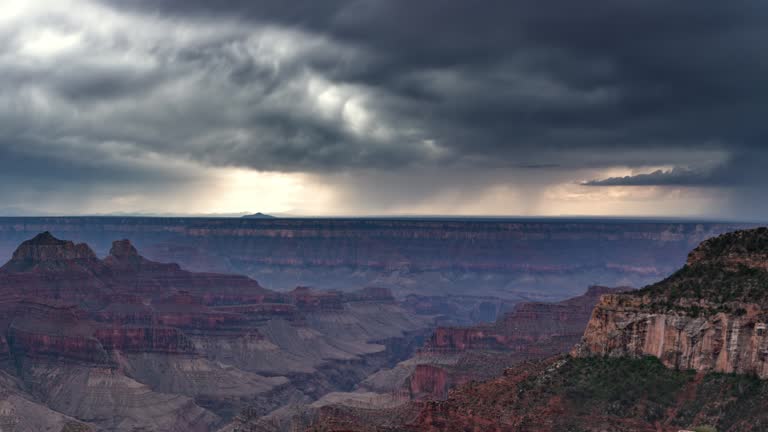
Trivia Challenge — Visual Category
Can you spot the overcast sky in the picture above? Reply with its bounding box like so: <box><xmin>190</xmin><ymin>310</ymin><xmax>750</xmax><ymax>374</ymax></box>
<box><xmin>1</xmin><ymin>1</ymin><xmax>766</xmax><ymax>218</ymax></box>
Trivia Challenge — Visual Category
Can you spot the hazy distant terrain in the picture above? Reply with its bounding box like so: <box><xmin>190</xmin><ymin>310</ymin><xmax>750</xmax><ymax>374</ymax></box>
<box><xmin>0</xmin><ymin>217</ymin><xmax>753</xmax><ymax>300</ymax></box>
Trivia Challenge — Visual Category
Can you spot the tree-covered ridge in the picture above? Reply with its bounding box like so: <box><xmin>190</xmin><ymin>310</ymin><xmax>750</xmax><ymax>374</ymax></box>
<box><xmin>686</xmin><ymin>227</ymin><xmax>768</xmax><ymax>265</ymax></box>
<box><xmin>388</xmin><ymin>356</ymin><xmax>768</xmax><ymax>432</ymax></box>
<box><xmin>630</xmin><ymin>264</ymin><xmax>768</xmax><ymax>314</ymax></box>
<box><xmin>627</xmin><ymin>227</ymin><xmax>768</xmax><ymax>313</ymax></box>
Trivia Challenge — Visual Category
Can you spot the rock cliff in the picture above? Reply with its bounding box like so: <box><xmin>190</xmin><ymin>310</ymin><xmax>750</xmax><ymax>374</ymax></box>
<box><xmin>575</xmin><ymin>227</ymin><xmax>768</xmax><ymax>378</ymax></box>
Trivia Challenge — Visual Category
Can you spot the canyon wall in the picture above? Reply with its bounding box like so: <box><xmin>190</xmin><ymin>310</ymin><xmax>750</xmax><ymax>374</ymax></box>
<box><xmin>0</xmin><ymin>217</ymin><xmax>751</xmax><ymax>298</ymax></box>
<box><xmin>303</xmin><ymin>227</ymin><xmax>768</xmax><ymax>432</ymax></box>
<box><xmin>575</xmin><ymin>227</ymin><xmax>768</xmax><ymax>378</ymax></box>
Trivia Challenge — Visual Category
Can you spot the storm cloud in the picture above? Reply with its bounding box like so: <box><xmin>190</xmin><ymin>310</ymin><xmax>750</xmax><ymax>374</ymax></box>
<box><xmin>0</xmin><ymin>1</ymin><xmax>766</xmax><ymax>217</ymax></box>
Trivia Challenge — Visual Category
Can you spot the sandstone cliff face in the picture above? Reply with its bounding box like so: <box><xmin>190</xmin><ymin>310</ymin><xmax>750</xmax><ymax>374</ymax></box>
<box><xmin>575</xmin><ymin>227</ymin><xmax>768</xmax><ymax>377</ymax></box>
<box><xmin>575</xmin><ymin>294</ymin><xmax>768</xmax><ymax>377</ymax></box>
<box><xmin>408</xmin><ymin>364</ymin><xmax>449</xmax><ymax>399</ymax></box>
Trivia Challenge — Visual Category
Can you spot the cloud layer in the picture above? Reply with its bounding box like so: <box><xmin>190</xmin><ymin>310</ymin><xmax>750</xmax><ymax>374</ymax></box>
<box><xmin>0</xmin><ymin>0</ymin><xmax>766</xmax><ymax>218</ymax></box>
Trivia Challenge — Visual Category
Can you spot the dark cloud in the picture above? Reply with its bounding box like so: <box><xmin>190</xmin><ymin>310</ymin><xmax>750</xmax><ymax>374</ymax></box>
<box><xmin>0</xmin><ymin>0</ymin><xmax>767</xmax><ymax>216</ymax></box>
<box><xmin>584</xmin><ymin>150</ymin><xmax>768</xmax><ymax>188</ymax></box>
<box><xmin>89</xmin><ymin>0</ymin><xmax>768</xmax><ymax>168</ymax></box>
<box><xmin>583</xmin><ymin>168</ymin><xmax>715</xmax><ymax>187</ymax></box>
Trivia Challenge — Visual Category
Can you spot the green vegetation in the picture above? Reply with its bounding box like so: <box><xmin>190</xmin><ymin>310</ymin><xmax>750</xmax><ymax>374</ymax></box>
<box><xmin>626</xmin><ymin>227</ymin><xmax>768</xmax><ymax>313</ymax></box>
<box><xmin>693</xmin><ymin>227</ymin><xmax>768</xmax><ymax>257</ymax></box>
<box><xmin>524</xmin><ymin>356</ymin><xmax>695</xmax><ymax>422</ymax></box>
<box><xmin>519</xmin><ymin>356</ymin><xmax>768</xmax><ymax>430</ymax></box>
<box><xmin>632</xmin><ymin>263</ymin><xmax>768</xmax><ymax>314</ymax></box>
<box><xmin>560</xmin><ymin>356</ymin><xmax>693</xmax><ymax>409</ymax></box>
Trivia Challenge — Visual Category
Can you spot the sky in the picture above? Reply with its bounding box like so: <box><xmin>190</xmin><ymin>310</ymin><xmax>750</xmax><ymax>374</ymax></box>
<box><xmin>0</xmin><ymin>0</ymin><xmax>766</xmax><ymax>218</ymax></box>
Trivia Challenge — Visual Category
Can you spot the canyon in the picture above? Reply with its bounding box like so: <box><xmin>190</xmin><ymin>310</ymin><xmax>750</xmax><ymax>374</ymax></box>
<box><xmin>0</xmin><ymin>232</ymin><xmax>434</xmax><ymax>431</ymax></box>
<box><xmin>0</xmin><ymin>221</ymin><xmax>763</xmax><ymax>431</ymax></box>
<box><xmin>227</xmin><ymin>285</ymin><xmax>628</xmax><ymax>431</ymax></box>
<box><xmin>305</xmin><ymin>227</ymin><xmax>768</xmax><ymax>432</ymax></box>
<box><xmin>0</xmin><ymin>218</ymin><xmax>752</xmax><ymax>300</ymax></box>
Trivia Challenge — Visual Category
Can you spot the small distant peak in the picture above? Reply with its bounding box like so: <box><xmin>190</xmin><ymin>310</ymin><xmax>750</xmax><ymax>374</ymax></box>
<box><xmin>242</xmin><ymin>212</ymin><xmax>275</xmax><ymax>219</ymax></box>
<box><xmin>110</xmin><ymin>239</ymin><xmax>139</xmax><ymax>258</ymax></box>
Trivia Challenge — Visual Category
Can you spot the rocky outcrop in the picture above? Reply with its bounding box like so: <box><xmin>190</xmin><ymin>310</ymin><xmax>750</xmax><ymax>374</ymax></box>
<box><xmin>408</xmin><ymin>364</ymin><xmax>449</xmax><ymax>399</ymax></box>
<box><xmin>575</xmin><ymin>228</ymin><xmax>768</xmax><ymax>378</ymax></box>
<box><xmin>2</xmin><ymin>232</ymin><xmax>99</xmax><ymax>272</ymax></box>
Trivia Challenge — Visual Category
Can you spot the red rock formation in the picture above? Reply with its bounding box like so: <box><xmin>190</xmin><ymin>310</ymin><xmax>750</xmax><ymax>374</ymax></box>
<box><xmin>2</xmin><ymin>232</ymin><xmax>100</xmax><ymax>272</ymax></box>
<box><xmin>0</xmin><ymin>235</ymin><xmax>285</xmax><ymax>364</ymax></box>
<box><xmin>574</xmin><ymin>228</ymin><xmax>768</xmax><ymax>378</ymax></box>
<box><xmin>0</xmin><ymin>232</ymin><xmax>437</xmax><ymax>432</ymax></box>
<box><xmin>94</xmin><ymin>326</ymin><xmax>195</xmax><ymax>353</ymax></box>
<box><xmin>104</xmin><ymin>239</ymin><xmax>276</xmax><ymax>305</ymax></box>
<box><xmin>7</xmin><ymin>301</ymin><xmax>110</xmax><ymax>364</ymax></box>
<box><xmin>408</xmin><ymin>364</ymin><xmax>449</xmax><ymax>399</ymax></box>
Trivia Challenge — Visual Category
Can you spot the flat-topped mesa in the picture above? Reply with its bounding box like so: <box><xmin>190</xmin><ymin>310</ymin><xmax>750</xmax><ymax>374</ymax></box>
<box><xmin>1</xmin><ymin>232</ymin><xmax>98</xmax><ymax>272</ymax></box>
<box><xmin>575</xmin><ymin>226</ymin><xmax>768</xmax><ymax>378</ymax></box>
